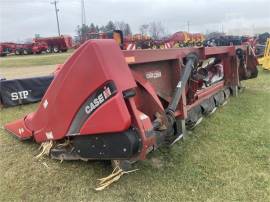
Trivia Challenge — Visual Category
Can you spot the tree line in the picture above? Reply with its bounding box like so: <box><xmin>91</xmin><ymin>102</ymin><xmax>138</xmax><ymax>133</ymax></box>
<box><xmin>76</xmin><ymin>21</ymin><xmax>167</xmax><ymax>41</ymax></box>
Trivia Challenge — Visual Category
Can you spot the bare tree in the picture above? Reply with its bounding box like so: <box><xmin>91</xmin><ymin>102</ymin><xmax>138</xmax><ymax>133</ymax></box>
<box><xmin>95</xmin><ymin>25</ymin><xmax>99</xmax><ymax>32</ymax></box>
<box><xmin>115</xmin><ymin>21</ymin><xmax>132</xmax><ymax>36</ymax></box>
<box><xmin>99</xmin><ymin>25</ymin><xmax>106</xmax><ymax>32</ymax></box>
<box><xmin>115</xmin><ymin>21</ymin><xmax>126</xmax><ymax>31</ymax></box>
<box><xmin>148</xmin><ymin>22</ymin><xmax>165</xmax><ymax>40</ymax></box>
<box><xmin>124</xmin><ymin>24</ymin><xmax>132</xmax><ymax>36</ymax></box>
<box><xmin>76</xmin><ymin>24</ymin><xmax>90</xmax><ymax>42</ymax></box>
<box><xmin>139</xmin><ymin>24</ymin><xmax>149</xmax><ymax>35</ymax></box>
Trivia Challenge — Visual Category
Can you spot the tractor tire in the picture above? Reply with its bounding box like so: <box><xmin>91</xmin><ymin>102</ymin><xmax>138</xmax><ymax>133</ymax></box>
<box><xmin>179</xmin><ymin>42</ymin><xmax>185</xmax><ymax>47</ymax></box>
<box><xmin>53</xmin><ymin>46</ymin><xmax>59</xmax><ymax>53</ymax></box>
<box><xmin>196</xmin><ymin>42</ymin><xmax>202</xmax><ymax>47</ymax></box>
<box><xmin>0</xmin><ymin>75</ymin><xmax>6</xmax><ymax>80</ymax></box>
<box><xmin>46</xmin><ymin>47</ymin><xmax>52</xmax><ymax>53</ymax></box>
<box><xmin>136</xmin><ymin>43</ymin><xmax>142</xmax><ymax>50</ymax></box>
<box><xmin>23</xmin><ymin>49</ymin><xmax>28</xmax><ymax>55</ymax></box>
<box><xmin>15</xmin><ymin>50</ymin><xmax>20</xmax><ymax>55</ymax></box>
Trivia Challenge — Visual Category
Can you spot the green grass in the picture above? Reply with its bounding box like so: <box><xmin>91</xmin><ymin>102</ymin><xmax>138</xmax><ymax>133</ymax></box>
<box><xmin>0</xmin><ymin>51</ymin><xmax>73</xmax><ymax>68</ymax></box>
<box><xmin>0</xmin><ymin>70</ymin><xmax>270</xmax><ymax>201</ymax></box>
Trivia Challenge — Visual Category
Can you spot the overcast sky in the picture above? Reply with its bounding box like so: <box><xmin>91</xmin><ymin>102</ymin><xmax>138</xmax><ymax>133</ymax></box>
<box><xmin>0</xmin><ymin>0</ymin><xmax>270</xmax><ymax>42</ymax></box>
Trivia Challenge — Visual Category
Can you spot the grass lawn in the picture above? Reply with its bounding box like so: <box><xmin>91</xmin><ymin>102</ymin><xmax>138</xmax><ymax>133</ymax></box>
<box><xmin>0</xmin><ymin>65</ymin><xmax>56</xmax><ymax>79</ymax></box>
<box><xmin>0</xmin><ymin>51</ymin><xmax>72</xmax><ymax>68</ymax></box>
<box><xmin>0</xmin><ymin>64</ymin><xmax>269</xmax><ymax>201</ymax></box>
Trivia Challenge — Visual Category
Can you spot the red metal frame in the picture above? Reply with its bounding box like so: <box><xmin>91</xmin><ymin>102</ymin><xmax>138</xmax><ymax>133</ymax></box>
<box><xmin>4</xmin><ymin>40</ymin><xmax>258</xmax><ymax>161</ymax></box>
<box><xmin>122</xmin><ymin>46</ymin><xmax>238</xmax><ymax>120</ymax></box>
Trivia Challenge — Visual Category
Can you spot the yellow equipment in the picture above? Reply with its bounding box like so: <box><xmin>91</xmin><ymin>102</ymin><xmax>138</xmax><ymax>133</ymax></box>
<box><xmin>258</xmin><ymin>38</ymin><xmax>270</xmax><ymax>70</ymax></box>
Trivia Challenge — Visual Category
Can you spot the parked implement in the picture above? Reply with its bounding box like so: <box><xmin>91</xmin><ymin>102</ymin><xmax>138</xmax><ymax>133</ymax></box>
<box><xmin>164</xmin><ymin>32</ymin><xmax>205</xmax><ymax>48</ymax></box>
<box><xmin>0</xmin><ymin>42</ymin><xmax>16</xmax><ymax>56</ymax></box>
<box><xmin>124</xmin><ymin>32</ymin><xmax>205</xmax><ymax>50</ymax></box>
<box><xmin>258</xmin><ymin>38</ymin><xmax>270</xmax><ymax>70</ymax></box>
<box><xmin>5</xmin><ymin>40</ymin><xmax>258</xmax><ymax>171</ymax></box>
<box><xmin>34</xmin><ymin>35</ymin><xmax>73</xmax><ymax>53</ymax></box>
<box><xmin>0</xmin><ymin>42</ymin><xmax>48</xmax><ymax>56</ymax></box>
<box><xmin>79</xmin><ymin>30</ymin><xmax>124</xmax><ymax>49</ymax></box>
<box><xmin>14</xmin><ymin>42</ymin><xmax>48</xmax><ymax>55</ymax></box>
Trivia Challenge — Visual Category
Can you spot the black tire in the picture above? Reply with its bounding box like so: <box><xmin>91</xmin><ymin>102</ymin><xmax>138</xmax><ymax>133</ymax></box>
<box><xmin>179</xmin><ymin>42</ymin><xmax>185</xmax><ymax>47</ymax></box>
<box><xmin>53</xmin><ymin>46</ymin><xmax>59</xmax><ymax>53</ymax></box>
<box><xmin>15</xmin><ymin>50</ymin><xmax>20</xmax><ymax>55</ymax></box>
<box><xmin>196</xmin><ymin>42</ymin><xmax>202</xmax><ymax>47</ymax></box>
<box><xmin>23</xmin><ymin>49</ymin><xmax>28</xmax><ymax>55</ymax></box>
<box><xmin>46</xmin><ymin>47</ymin><xmax>52</xmax><ymax>53</ymax></box>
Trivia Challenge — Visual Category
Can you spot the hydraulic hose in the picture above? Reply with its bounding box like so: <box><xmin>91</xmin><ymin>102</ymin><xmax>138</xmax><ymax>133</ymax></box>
<box><xmin>154</xmin><ymin>53</ymin><xmax>199</xmax><ymax>147</ymax></box>
<box><xmin>167</xmin><ymin>53</ymin><xmax>199</xmax><ymax>114</ymax></box>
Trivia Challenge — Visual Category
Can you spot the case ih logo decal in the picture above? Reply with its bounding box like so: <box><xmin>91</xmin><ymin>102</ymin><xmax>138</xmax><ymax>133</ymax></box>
<box><xmin>11</xmin><ymin>90</ymin><xmax>31</xmax><ymax>101</ymax></box>
<box><xmin>85</xmin><ymin>86</ymin><xmax>113</xmax><ymax>114</ymax></box>
<box><xmin>67</xmin><ymin>82</ymin><xmax>117</xmax><ymax>135</ymax></box>
<box><xmin>145</xmin><ymin>71</ymin><xmax>162</xmax><ymax>79</ymax></box>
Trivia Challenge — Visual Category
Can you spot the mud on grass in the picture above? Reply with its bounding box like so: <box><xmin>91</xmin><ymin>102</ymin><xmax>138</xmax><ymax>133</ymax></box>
<box><xmin>0</xmin><ymin>69</ymin><xmax>269</xmax><ymax>201</ymax></box>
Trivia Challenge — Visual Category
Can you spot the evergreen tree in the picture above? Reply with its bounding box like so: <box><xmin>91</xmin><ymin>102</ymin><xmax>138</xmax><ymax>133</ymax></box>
<box><xmin>105</xmin><ymin>21</ymin><xmax>116</xmax><ymax>32</ymax></box>
<box><xmin>89</xmin><ymin>23</ymin><xmax>96</xmax><ymax>32</ymax></box>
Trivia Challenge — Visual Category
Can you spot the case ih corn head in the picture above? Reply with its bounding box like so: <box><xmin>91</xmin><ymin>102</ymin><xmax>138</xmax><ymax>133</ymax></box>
<box><xmin>5</xmin><ymin>40</ymin><xmax>258</xmax><ymax>188</ymax></box>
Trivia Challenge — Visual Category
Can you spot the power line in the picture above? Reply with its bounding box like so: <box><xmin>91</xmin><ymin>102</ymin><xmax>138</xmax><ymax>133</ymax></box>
<box><xmin>51</xmin><ymin>0</ymin><xmax>61</xmax><ymax>36</ymax></box>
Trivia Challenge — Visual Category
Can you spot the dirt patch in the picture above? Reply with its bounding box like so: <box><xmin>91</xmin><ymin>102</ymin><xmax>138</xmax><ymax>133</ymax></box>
<box><xmin>0</xmin><ymin>65</ymin><xmax>56</xmax><ymax>79</ymax></box>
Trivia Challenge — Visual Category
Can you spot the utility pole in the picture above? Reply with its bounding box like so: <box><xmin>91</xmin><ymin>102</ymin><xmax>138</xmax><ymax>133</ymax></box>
<box><xmin>187</xmin><ymin>21</ymin><xmax>190</xmax><ymax>33</ymax></box>
<box><xmin>221</xmin><ymin>24</ymin><xmax>224</xmax><ymax>33</ymax></box>
<box><xmin>51</xmin><ymin>0</ymin><xmax>61</xmax><ymax>36</ymax></box>
<box><xmin>81</xmin><ymin>0</ymin><xmax>86</xmax><ymax>26</ymax></box>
